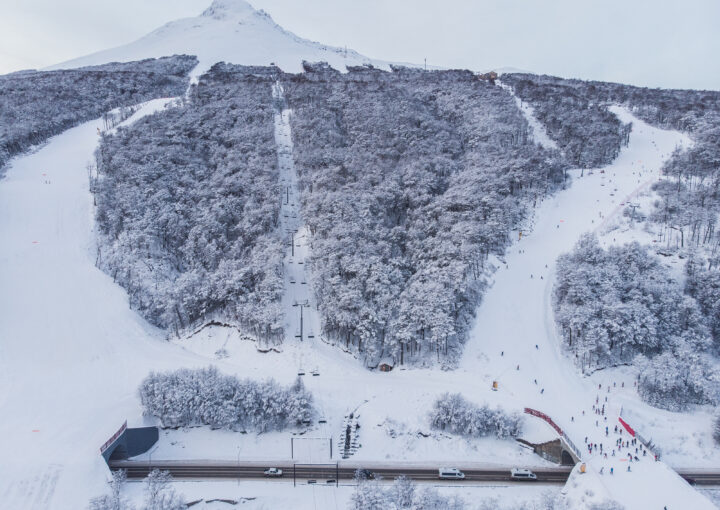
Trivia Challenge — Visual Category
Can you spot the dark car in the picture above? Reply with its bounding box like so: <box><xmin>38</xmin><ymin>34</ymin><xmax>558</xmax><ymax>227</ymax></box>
<box><xmin>355</xmin><ymin>469</ymin><xmax>376</xmax><ymax>480</ymax></box>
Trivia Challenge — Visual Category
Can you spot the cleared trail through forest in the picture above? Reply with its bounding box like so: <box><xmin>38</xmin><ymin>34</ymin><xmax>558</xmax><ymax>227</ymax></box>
<box><xmin>272</xmin><ymin>82</ymin><xmax>323</xmax><ymax>355</ymax></box>
<box><xmin>460</xmin><ymin>106</ymin><xmax>714</xmax><ymax>509</ymax></box>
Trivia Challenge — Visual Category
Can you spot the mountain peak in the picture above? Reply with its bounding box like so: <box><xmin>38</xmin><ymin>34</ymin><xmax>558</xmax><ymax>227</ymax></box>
<box><xmin>201</xmin><ymin>0</ymin><xmax>258</xmax><ymax>21</ymax></box>
<box><xmin>47</xmin><ymin>0</ymin><xmax>390</xmax><ymax>74</ymax></box>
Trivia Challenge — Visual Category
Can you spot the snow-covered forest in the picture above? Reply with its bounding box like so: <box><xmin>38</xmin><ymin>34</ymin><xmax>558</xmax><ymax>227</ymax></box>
<box><xmin>94</xmin><ymin>63</ymin><xmax>285</xmax><ymax>341</ymax></box>
<box><xmin>0</xmin><ymin>55</ymin><xmax>196</xmax><ymax>175</ymax></box>
<box><xmin>554</xmin><ymin>234</ymin><xmax>719</xmax><ymax>410</ymax></box>
<box><xmin>504</xmin><ymin>73</ymin><xmax>720</xmax><ymax>252</ymax></box>
<box><xmin>685</xmin><ymin>255</ymin><xmax>720</xmax><ymax>346</ymax></box>
<box><xmin>94</xmin><ymin>62</ymin><xmax>567</xmax><ymax>365</ymax></box>
<box><xmin>284</xmin><ymin>64</ymin><xmax>567</xmax><ymax>366</ymax></box>
<box><xmin>500</xmin><ymin>74</ymin><xmax>632</xmax><ymax>168</ymax></box>
<box><xmin>139</xmin><ymin>366</ymin><xmax>314</xmax><ymax>430</ymax></box>
<box><xmin>429</xmin><ymin>393</ymin><xmax>523</xmax><ymax>438</ymax></box>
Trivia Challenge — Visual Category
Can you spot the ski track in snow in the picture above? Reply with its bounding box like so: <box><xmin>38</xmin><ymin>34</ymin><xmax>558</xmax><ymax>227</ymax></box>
<box><xmin>0</xmin><ymin>99</ymin><xmax>218</xmax><ymax>510</ymax></box>
<box><xmin>498</xmin><ymin>80</ymin><xmax>558</xmax><ymax>150</ymax></box>
<box><xmin>0</xmin><ymin>83</ymin><xmax>716</xmax><ymax>509</ymax></box>
<box><xmin>459</xmin><ymin>105</ymin><xmax>715</xmax><ymax>509</ymax></box>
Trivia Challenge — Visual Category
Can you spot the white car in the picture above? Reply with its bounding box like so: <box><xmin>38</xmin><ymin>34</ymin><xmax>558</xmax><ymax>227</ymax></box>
<box><xmin>510</xmin><ymin>468</ymin><xmax>537</xmax><ymax>481</ymax></box>
<box><xmin>264</xmin><ymin>467</ymin><xmax>283</xmax><ymax>477</ymax></box>
<box><xmin>438</xmin><ymin>467</ymin><xmax>465</xmax><ymax>480</ymax></box>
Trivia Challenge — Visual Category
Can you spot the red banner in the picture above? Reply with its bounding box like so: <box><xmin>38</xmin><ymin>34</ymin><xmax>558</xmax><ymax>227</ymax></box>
<box><xmin>618</xmin><ymin>417</ymin><xmax>636</xmax><ymax>437</ymax></box>
<box><xmin>524</xmin><ymin>407</ymin><xmax>563</xmax><ymax>435</ymax></box>
<box><xmin>100</xmin><ymin>421</ymin><xmax>127</xmax><ymax>453</ymax></box>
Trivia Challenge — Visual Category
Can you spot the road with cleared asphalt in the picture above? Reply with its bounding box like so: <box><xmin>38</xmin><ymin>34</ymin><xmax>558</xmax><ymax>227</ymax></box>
<box><xmin>109</xmin><ymin>461</ymin><xmax>720</xmax><ymax>486</ymax></box>
<box><xmin>110</xmin><ymin>460</ymin><xmax>571</xmax><ymax>483</ymax></box>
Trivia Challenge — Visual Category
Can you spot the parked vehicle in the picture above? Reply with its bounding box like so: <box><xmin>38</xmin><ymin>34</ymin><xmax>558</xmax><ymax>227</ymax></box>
<box><xmin>510</xmin><ymin>468</ymin><xmax>537</xmax><ymax>481</ymax></box>
<box><xmin>438</xmin><ymin>467</ymin><xmax>465</xmax><ymax>480</ymax></box>
<box><xmin>264</xmin><ymin>467</ymin><xmax>283</xmax><ymax>477</ymax></box>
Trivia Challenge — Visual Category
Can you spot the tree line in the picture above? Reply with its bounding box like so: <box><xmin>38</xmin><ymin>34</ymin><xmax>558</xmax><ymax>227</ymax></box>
<box><xmin>554</xmin><ymin>234</ymin><xmax>719</xmax><ymax>410</ymax></box>
<box><xmin>283</xmin><ymin>63</ymin><xmax>567</xmax><ymax>367</ymax></box>
<box><xmin>504</xmin><ymin>73</ymin><xmax>720</xmax><ymax>253</ymax></box>
<box><xmin>139</xmin><ymin>366</ymin><xmax>315</xmax><ymax>431</ymax></box>
<box><xmin>0</xmin><ymin>55</ymin><xmax>196</xmax><ymax>175</ymax></box>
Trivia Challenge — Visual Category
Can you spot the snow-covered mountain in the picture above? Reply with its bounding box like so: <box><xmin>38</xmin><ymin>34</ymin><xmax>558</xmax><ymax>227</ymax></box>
<box><xmin>48</xmin><ymin>0</ymin><xmax>391</xmax><ymax>76</ymax></box>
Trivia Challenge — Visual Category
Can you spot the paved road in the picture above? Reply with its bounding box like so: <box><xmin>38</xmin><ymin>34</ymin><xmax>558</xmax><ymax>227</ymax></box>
<box><xmin>109</xmin><ymin>461</ymin><xmax>720</xmax><ymax>486</ymax></box>
<box><xmin>109</xmin><ymin>460</ymin><xmax>570</xmax><ymax>483</ymax></box>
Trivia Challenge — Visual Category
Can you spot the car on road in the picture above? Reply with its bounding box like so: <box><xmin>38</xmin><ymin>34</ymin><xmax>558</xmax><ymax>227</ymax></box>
<box><xmin>510</xmin><ymin>468</ymin><xmax>537</xmax><ymax>481</ymax></box>
<box><xmin>438</xmin><ymin>467</ymin><xmax>465</xmax><ymax>480</ymax></box>
<box><xmin>264</xmin><ymin>467</ymin><xmax>283</xmax><ymax>477</ymax></box>
<box><xmin>355</xmin><ymin>469</ymin><xmax>376</xmax><ymax>480</ymax></box>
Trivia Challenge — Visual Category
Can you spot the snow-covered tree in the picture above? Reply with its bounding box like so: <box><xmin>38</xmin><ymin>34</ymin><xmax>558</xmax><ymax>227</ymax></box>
<box><xmin>554</xmin><ymin>234</ymin><xmax>710</xmax><ymax>372</ymax></box>
<box><xmin>143</xmin><ymin>470</ymin><xmax>184</xmax><ymax>510</ymax></box>
<box><xmin>88</xmin><ymin>470</ymin><xmax>133</xmax><ymax>510</ymax></box>
<box><xmin>636</xmin><ymin>350</ymin><xmax>719</xmax><ymax>411</ymax></box>
<box><xmin>429</xmin><ymin>393</ymin><xmax>522</xmax><ymax>438</ymax></box>
<box><xmin>350</xmin><ymin>476</ymin><xmax>464</xmax><ymax>510</ymax></box>
<box><xmin>138</xmin><ymin>367</ymin><xmax>315</xmax><ymax>431</ymax></box>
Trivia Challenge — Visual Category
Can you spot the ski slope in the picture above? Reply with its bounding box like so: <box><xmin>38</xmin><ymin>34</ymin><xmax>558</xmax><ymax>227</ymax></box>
<box><xmin>0</xmin><ymin>73</ymin><xmax>717</xmax><ymax>509</ymax></box>
<box><xmin>47</xmin><ymin>0</ymin><xmax>391</xmax><ymax>77</ymax></box>
<box><xmin>172</xmin><ymin>99</ymin><xmax>719</xmax><ymax>509</ymax></box>
<box><xmin>0</xmin><ymin>99</ymin><xmax>221</xmax><ymax>510</ymax></box>
<box><xmin>459</xmin><ymin>106</ymin><xmax>716</xmax><ymax>510</ymax></box>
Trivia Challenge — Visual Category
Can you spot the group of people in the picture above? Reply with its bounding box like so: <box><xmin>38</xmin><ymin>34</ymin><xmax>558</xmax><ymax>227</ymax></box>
<box><xmin>578</xmin><ymin>381</ymin><xmax>656</xmax><ymax>476</ymax></box>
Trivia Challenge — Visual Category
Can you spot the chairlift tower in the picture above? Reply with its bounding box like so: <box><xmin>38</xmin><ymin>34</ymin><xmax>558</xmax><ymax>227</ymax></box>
<box><xmin>293</xmin><ymin>299</ymin><xmax>310</xmax><ymax>341</ymax></box>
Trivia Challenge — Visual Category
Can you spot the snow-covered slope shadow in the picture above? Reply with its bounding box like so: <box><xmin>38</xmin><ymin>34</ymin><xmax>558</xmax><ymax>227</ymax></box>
<box><xmin>48</xmin><ymin>0</ymin><xmax>392</xmax><ymax>76</ymax></box>
<box><xmin>459</xmin><ymin>108</ymin><xmax>716</xmax><ymax>509</ymax></box>
<box><xmin>0</xmin><ymin>100</ymin><xmax>218</xmax><ymax>510</ymax></box>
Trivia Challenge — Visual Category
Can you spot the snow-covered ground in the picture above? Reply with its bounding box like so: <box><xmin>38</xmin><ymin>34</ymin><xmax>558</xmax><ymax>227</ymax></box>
<box><xmin>169</xmin><ymin>103</ymin><xmax>719</xmax><ymax>508</ymax></box>
<box><xmin>121</xmin><ymin>479</ymin><xmax>559</xmax><ymax>510</ymax></box>
<box><xmin>0</xmin><ymin>100</ymin><xmax>215</xmax><ymax>509</ymax></box>
<box><xmin>1</xmin><ymin>73</ymin><xmax>718</xmax><ymax>509</ymax></box>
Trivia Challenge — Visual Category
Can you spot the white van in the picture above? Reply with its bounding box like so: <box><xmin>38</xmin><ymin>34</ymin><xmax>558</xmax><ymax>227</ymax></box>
<box><xmin>438</xmin><ymin>467</ymin><xmax>465</xmax><ymax>480</ymax></box>
<box><xmin>510</xmin><ymin>468</ymin><xmax>537</xmax><ymax>481</ymax></box>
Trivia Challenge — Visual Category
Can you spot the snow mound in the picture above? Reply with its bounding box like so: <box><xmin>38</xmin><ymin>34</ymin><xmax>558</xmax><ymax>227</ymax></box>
<box><xmin>47</xmin><ymin>0</ymin><xmax>391</xmax><ymax>75</ymax></box>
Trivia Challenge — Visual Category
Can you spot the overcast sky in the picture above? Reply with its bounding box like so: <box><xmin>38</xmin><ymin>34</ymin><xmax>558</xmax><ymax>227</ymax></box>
<box><xmin>1</xmin><ymin>0</ymin><xmax>718</xmax><ymax>90</ymax></box>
